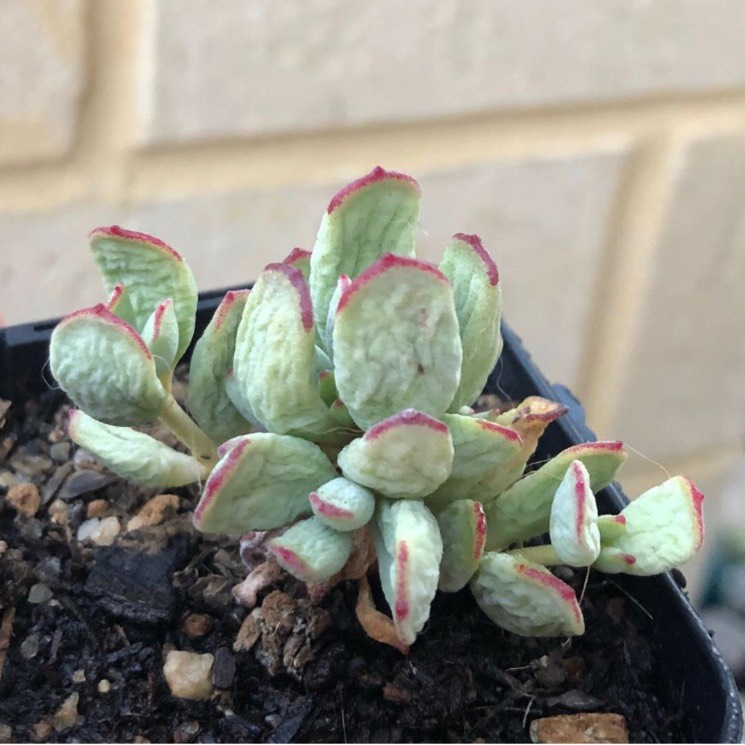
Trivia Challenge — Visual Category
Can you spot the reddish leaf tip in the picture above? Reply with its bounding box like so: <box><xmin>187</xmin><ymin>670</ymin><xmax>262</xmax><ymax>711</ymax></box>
<box><xmin>337</xmin><ymin>254</ymin><xmax>448</xmax><ymax>314</ymax></box>
<box><xmin>283</xmin><ymin>247</ymin><xmax>311</xmax><ymax>265</ymax></box>
<box><xmin>327</xmin><ymin>167</ymin><xmax>420</xmax><ymax>214</ymax></box>
<box><xmin>89</xmin><ymin>226</ymin><xmax>182</xmax><ymax>261</ymax></box>
<box><xmin>517</xmin><ymin>564</ymin><xmax>581</xmax><ymax>622</ymax></box>
<box><xmin>194</xmin><ymin>439</ymin><xmax>250</xmax><ymax>524</ymax></box>
<box><xmin>269</xmin><ymin>544</ymin><xmax>309</xmax><ymax>575</ymax></box>
<box><xmin>366</xmin><ymin>409</ymin><xmax>449</xmax><ymax>441</ymax></box>
<box><xmin>264</xmin><ymin>262</ymin><xmax>314</xmax><ymax>332</ymax></box>
<box><xmin>473</xmin><ymin>502</ymin><xmax>487</xmax><ymax>561</ymax></box>
<box><xmin>394</xmin><ymin>541</ymin><xmax>410</xmax><ymax>621</ymax></box>
<box><xmin>61</xmin><ymin>304</ymin><xmax>151</xmax><ymax>359</ymax></box>
<box><xmin>309</xmin><ymin>492</ymin><xmax>354</xmax><ymax>520</ymax></box>
<box><xmin>452</xmin><ymin>233</ymin><xmax>499</xmax><ymax>286</ymax></box>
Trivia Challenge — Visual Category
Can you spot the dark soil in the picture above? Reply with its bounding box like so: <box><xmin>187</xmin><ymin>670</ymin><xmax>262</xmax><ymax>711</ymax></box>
<box><xmin>0</xmin><ymin>389</ymin><xmax>691</xmax><ymax>743</ymax></box>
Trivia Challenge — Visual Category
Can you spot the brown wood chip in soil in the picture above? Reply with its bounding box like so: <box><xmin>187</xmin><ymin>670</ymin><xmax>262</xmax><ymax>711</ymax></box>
<box><xmin>0</xmin><ymin>389</ymin><xmax>692</xmax><ymax>742</ymax></box>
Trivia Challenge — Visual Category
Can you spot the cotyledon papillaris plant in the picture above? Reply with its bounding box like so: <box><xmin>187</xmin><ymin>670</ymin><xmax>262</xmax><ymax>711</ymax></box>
<box><xmin>49</xmin><ymin>167</ymin><xmax>705</xmax><ymax>650</ymax></box>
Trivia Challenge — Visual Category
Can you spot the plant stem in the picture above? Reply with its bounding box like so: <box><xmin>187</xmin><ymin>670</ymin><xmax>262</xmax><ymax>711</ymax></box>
<box><xmin>158</xmin><ymin>395</ymin><xmax>217</xmax><ymax>468</ymax></box>
<box><xmin>507</xmin><ymin>544</ymin><xmax>563</xmax><ymax>566</ymax></box>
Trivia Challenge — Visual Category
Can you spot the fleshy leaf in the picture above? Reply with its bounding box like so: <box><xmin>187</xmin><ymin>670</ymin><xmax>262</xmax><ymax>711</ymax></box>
<box><xmin>282</xmin><ymin>247</ymin><xmax>311</xmax><ymax>282</ymax></box>
<box><xmin>233</xmin><ymin>263</ymin><xmax>332</xmax><ymax>436</ymax></box>
<box><xmin>338</xmin><ymin>409</ymin><xmax>454</xmax><ymax>498</ymax></box>
<box><xmin>267</xmin><ymin>517</ymin><xmax>353</xmax><ymax>583</ymax></box>
<box><xmin>188</xmin><ymin>290</ymin><xmax>253</xmax><ymax>443</ymax></box>
<box><xmin>550</xmin><ymin>460</ymin><xmax>601</xmax><ymax>567</ymax></box>
<box><xmin>426</xmin><ymin>415</ymin><xmax>522</xmax><ymax>510</ymax></box>
<box><xmin>50</xmin><ymin>304</ymin><xmax>166</xmax><ymax>425</ymax></box>
<box><xmin>68</xmin><ymin>410</ymin><xmax>203</xmax><ymax>487</ymax></box>
<box><xmin>141</xmin><ymin>298</ymin><xmax>180</xmax><ymax>380</ymax></box>
<box><xmin>322</xmin><ymin>274</ymin><xmax>351</xmax><ymax>357</ymax></box>
<box><xmin>373</xmin><ymin>499</ymin><xmax>443</xmax><ymax>645</ymax></box>
<box><xmin>310</xmin><ymin>477</ymin><xmax>376</xmax><ymax>531</ymax></box>
<box><xmin>333</xmin><ymin>254</ymin><xmax>462</xmax><ymax>429</ymax></box>
<box><xmin>440</xmin><ymin>234</ymin><xmax>502</xmax><ymax>410</ymax></box>
<box><xmin>105</xmin><ymin>283</ymin><xmax>136</xmax><ymax>326</ymax></box>
<box><xmin>89</xmin><ymin>226</ymin><xmax>198</xmax><ymax>360</ymax></box>
<box><xmin>193</xmin><ymin>433</ymin><xmax>337</xmax><ymax>533</ymax></box>
<box><xmin>465</xmin><ymin>397</ymin><xmax>569</xmax><ymax>501</ymax></box>
<box><xmin>470</xmin><ymin>553</ymin><xmax>584</xmax><ymax>637</ymax></box>
<box><xmin>309</xmin><ymin>167</ymin><xmax>421</xmax><ymax>342</ymax></box>
<box><xmin>485</xmin><ymin>441</ymin><xmax>627</xmax><ymax>550</ymax></box>
<box><xmin>491</xmin><ymin>397</ymin><xmax>569</xmax><ymax>455</ymax></box>
<box><xmin>597</xmin><ymin>513</ymin><xmax>628</xmax><ymax>543</ymax></box>
<box><xmin>593</xmin><ymin>476</ymin><xmax>704</xmax><ymax>575</ymax></box>
<box><xmin>437</xmin><ymin>499</ymin><xmax>487</xmax><ymax>592</ymax></box>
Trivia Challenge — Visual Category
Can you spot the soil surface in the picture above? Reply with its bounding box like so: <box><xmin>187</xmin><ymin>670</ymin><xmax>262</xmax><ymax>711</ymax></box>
<box><xmin>0</xmin><ymin>388</ymin><xmax>691</xmax><ymax>743</ymax></box>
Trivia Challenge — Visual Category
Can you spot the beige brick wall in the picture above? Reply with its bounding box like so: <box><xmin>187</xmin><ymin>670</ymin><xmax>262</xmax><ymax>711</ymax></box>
<box><xmin>3</xmin><ymin>1</ymin><xmax>745</xmax><ymax>581</ymax></box>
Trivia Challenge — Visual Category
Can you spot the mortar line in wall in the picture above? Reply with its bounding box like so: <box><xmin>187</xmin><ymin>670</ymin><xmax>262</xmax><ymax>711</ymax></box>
<box><xmin>5</xmin><ymin>87</ymin><xmax>745</xmax><ymax>210</ymax></box>
<box><xmin>576</xmin><ymin>132</ymin><xmax>681</xmax><ymax>434</ymax></box>
<box><xmin>61</xmin><ymin>0</ymin><xmax>141</xmax><ymax>204</ymax></box>
<box><xmin>111</xmin><ymin>95</ymin><xmax>745</xmax><ymax>203</ymax></box>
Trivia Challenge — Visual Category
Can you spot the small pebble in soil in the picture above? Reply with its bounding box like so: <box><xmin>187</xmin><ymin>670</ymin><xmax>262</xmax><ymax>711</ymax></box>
<box><xmin>181</xmin><ymin>612</ymin><xmax>213</xmax><ymax>638</ymax></box>
<box><xmin>72</xmin><ymin>448</ymin><xmax>106</xmax><ymax>471</ymax></box>
<box><xmin>173</xmin><ymin>720</ymin><xmax>200</xmax><ymax>744</ymax></box>
<box><xmin>163</xmin><ymin>650</ymin><xmax>214</xmax><ymax>701</ymax></box>
<box><xmin>212</xmin><ymin>647</ymin><xmax>236</xmax><ymax>689</ymax></box>
<box><xmin>0</xmin><ymin>724</ymin><xmax>12</xmax><ymax>744</ymax></box>
<box><xmin>52</xmin><ymin>692</ymin><xmax>81</xmax><ymax>732</ymax></box>
<box><xmin>0</xmin><ymin>470</ymin><xmax>17</xmax><ymax>489</ymax></box>
<box><xmin>6</xmin><ymin>482</ymin><xmax>41</xmax><ymax>517</ymax></box>
<box><xmin>86</xmin><ymin>499</ymin><xmax>109</xmax><ymax>518</ymax></box>
<box><xmin>127</xmin><ymin>493</ymin><xmax>179</xmax><ymax>531</ymax></box>
<box><xmin>0</xmin><ymin>540</ymin><xmax>7</xmax><ymax>555</ymax></box>
<box><xmin>10</xmin><ymin>451</ymin><xmax>54</xmax><ymax>478</ymax></box>
<box><xmin>529</xmin><ymin>712</ymin><xmax>629</xmax><ymax>744</ymax></box>
<box><xmin>72</xmin><ymin>670</ymin><xmax>86</xmax><ymax>684</ymax></box>
<box><xmin>59</xmin><ymin>470</ymin><xmax>115</xmax><ymax>501</ymax></box>
<box><xmin>27</xmin><ymin>583</ymin><xmax>53</xmax><ymax>604</ymax></box>
<box><xmin>49</xmin><ymin>441</ymin><xmax>71</xmax><ymax>464</ymax></box>
<box><xmin>20</xmin><ymin>632</ymin><xmax>41</xmax><ymax>659</ymax></box>
<box><xmin>98</xmin><ymin>679</ymin><xmax>111</xmax><ymax>694</ymax></box>
<box><xmin>48</xmin><ymin>498</ymin><xmax>68</xmax><ymax>525</ymax></box>
<box><xmin>31</xmin><ymin>720</ymin><xmax>52</xmax><ymax>743</ymax></box>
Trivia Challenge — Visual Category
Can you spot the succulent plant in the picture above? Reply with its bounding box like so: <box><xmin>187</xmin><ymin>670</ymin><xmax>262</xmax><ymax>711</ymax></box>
<box><xmin>49</xmin><ymin>167</ymin><xmax>705</xmax><ymax>649</ymax></box>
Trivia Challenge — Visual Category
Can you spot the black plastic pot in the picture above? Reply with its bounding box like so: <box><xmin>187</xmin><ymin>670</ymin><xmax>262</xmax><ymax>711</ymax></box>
<box><xmin>1</xmin><ymin>291</ymin><xmax>742</xmax><ymax>743</ymax></box>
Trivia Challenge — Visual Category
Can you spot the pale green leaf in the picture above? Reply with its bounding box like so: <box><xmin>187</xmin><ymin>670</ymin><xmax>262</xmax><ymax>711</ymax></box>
<box><xmin>89</xmin><ymin>226</ymin><xmax>198</xmax><ymax>360</ymax></box>
<box><xmin>141</xmin><ymin>298</ymin><xmax>180</xmax><ymax>380</ymax></box>
<box><xmin>50</xmin><ymin>304</ymin><xmax>166</xmax><ymax>425</ymax></box>
<box><xmin>282</xmin><ymin>247</ymin><xmax>311</xmax><ymax>282</ymax></box>
<box><xmin>485</xmin><ymin>441</ymin><xmax>627</xmax><ymax>550</ymax></box>
<box><xmin>437</xmin><ymin>499</ymin><xmax>486</xmax><ymax>592</ymax></box>
<box><xmin>338</xmin><ymin>409</ymin><xmax>453</xmax><ymax>498</ymax></box>
<box><xmin>593</xmin><ymin>476</ymin><xmax>704</xmax><ymax>575</ymax></box>
<box><xmin>309</xmin><ymin>167</ymin><xmax>421</xmax><ymax>342</ymax></box>
<box><xmin>188</xmin><ymin>290</ymin><xmax>253</xmax><ymax>443</ymax></box>
<box><xmin>267</xmin><ymin>517</ymin><xmax>354</xmax><ymax>582</ymax></box>
<box><xmin>333</xmin><ymin>254</ymin><xmax>462</xmax><ymax>429</ymax></box>
<box><xmin>470</xmin><ymin>553</ymin><xmax>584</xmax><ymax>637</ymax></box>
<box><xmin>233</xmin><ymin>263</ymin><xmax>332</xmax><ymax>436</ymax></box>
<box><xmin>310</xmin><ymin>477</ymin><xmax>376</xmax><ymax>531</ymax></box>
<box><xmin>193</xmin><ymin>433</ymin><xmax>336</xmax><ymax>533</ymax></box>
<box><xmin>68</xmin><ymin>410</ymin><xmax>203</xmax><ymax>487</ymax></box>
<box><xmin>549</xmin><ymin>460</ymin><xmax>600</xmax><ymax>567</ymax></box>
<box><xmin>373</xmin><ymin>499</ymin><xmax>443</xmax><ymax>645</ymax></box>
<box><xmin>440</xmin><ymin>234</ymin><xmax>502</xmax><ymax>410</ymax></box>
<box><xmin>426</xmin><ymin>415</ymin><xmax>522</xmax><ymax>511</ymax></box>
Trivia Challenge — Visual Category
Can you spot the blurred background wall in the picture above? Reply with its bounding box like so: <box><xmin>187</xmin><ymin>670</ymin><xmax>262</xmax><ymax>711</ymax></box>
<box><xmin>2</xmin><ymin>0</ymin><xmax>745</xmax><ymax>592</ymax></box>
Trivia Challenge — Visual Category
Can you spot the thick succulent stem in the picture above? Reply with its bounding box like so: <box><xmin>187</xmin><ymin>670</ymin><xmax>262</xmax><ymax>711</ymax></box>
<box><xmin>507</xmin><ymin>544</ymin><xmax>563</xmax><ymax>566</ymax></box>
<box><xmin>158</xmin><ymin>394</ymin><xmax>218</xmax><ymax>468</ymax></box>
